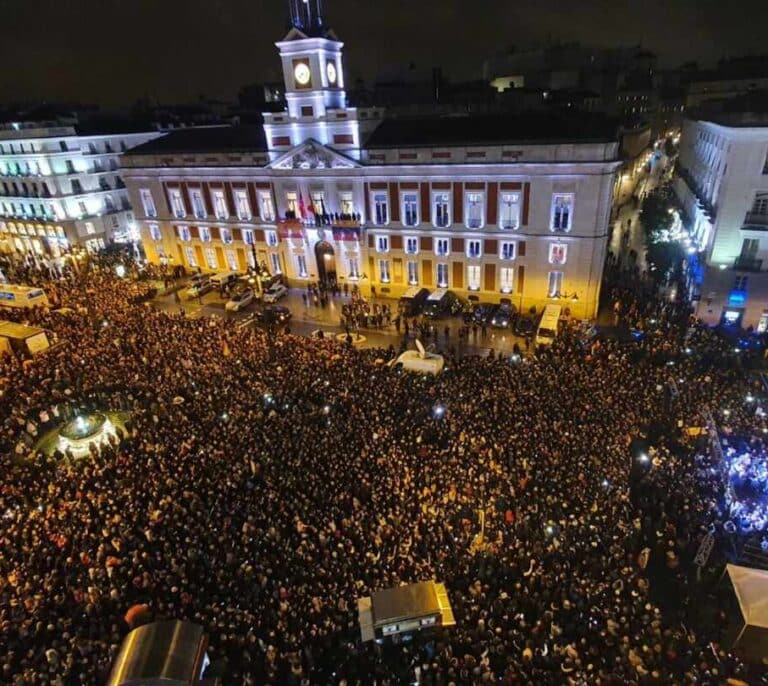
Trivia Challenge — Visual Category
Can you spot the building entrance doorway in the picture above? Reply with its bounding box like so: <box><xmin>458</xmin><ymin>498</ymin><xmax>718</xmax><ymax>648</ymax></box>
<box><xmin>315</xmin><ymin>240</ymin><xmax>336</xmax><ymax>287</ymax></box>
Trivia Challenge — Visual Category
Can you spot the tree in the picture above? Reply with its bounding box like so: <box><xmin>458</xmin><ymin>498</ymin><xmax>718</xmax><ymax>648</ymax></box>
<box><xmin>640</xmin><ymin>186</ymin><xmax>683</xmax><ymax>282</ymax></box>
<box><xmin>664</xmin><ymin>137</ymin><xmax>677</xmax><ymax>158</ymax></box>
<box><xmin>640</xmin><ymin>188</ymin><xmax>674</xmax><ymax>237</ymax></box>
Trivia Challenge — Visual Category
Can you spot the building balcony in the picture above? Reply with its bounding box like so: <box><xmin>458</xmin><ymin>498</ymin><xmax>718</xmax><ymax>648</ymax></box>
<box><xmin>733</xmin><ymin>256</ymin><xmax>763</xmax><ymax>272</ymax></box>
<box><xmin>675</xmin><ymin>161</ymin><xmax>717</xmax><ymax>221</ymax></box>
<box><xmin>744</xmin><ymin>212</ymin><xmax>768</xmax><ymax>229</ymax></box>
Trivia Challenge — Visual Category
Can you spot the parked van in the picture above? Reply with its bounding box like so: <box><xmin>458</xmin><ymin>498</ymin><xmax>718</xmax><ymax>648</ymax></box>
<box><xmin>422</xmin><ymin>289</ymin><xmax>464</xmax><ymax>318</ymax></box>
<box><xmin>535</xmin><ymin>304</ymin><xmax>561</xmax><ymax>346</ymax></box>
<box><xmin>0</xmin><ymin>284</ymin><xmax>49</xmax><ymax>309</ymax></box>
<box><xmin>398</xmin><ymin>287</ymin><xmax>431</xmax><ymax>317</ymax></box>
<box><xmin>210</xmin><ymin>271</ymin><xmax>239</xmax><ymax>289</ymax></box>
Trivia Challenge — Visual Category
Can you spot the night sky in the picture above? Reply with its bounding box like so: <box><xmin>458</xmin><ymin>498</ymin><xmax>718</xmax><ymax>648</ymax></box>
<box><xmin>3</xmin><ymin>0</ymin><xmax>767</xmax><ymax>106</ymax></box>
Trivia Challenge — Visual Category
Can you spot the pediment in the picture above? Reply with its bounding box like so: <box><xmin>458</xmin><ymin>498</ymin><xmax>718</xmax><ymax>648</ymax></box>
<box><xmin>269</xmin><ymin>139</ymin><xmax>359</xmax><ymax>170</ymax></box>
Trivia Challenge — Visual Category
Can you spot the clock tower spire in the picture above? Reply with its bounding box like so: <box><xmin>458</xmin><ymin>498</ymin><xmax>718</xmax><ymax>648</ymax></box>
<box><xmin>288</xmin><ymin>0</ymin><xmax>325</xmax><ymax>36</ymax></box>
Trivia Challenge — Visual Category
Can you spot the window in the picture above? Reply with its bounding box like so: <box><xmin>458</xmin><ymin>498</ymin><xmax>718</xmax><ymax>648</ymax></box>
<box><xmin>376</xmin><ymin>235</ymin><xmax>389</xmax><ymax>253</ymax></box>
<box><xmin>260</xmin><ymin>191</ymin><xmax>275</xmax><ymax>221</ymax></box>
<box><xmin>437</xmin><ymin>263</ymin><xmax>449</xmax><ymax>287</ymax></box>
<box><xmin>348</xmin><ymin>256</ymin><xmax>360</xmax><ymax>279</ymax></box>
<box><xmin>84</xmin><ymin>221</ymin><xmax>96</xmax><ymax>235</ymax></box>
<box><xmin>405</xmin><ymin>236</ymin><xmax>419</xmax><ymax>254</ymax></box>
<box><xmin>199</xmin><ymin>227</ymin><xmax>211</xmax><ymax>242</ymax></box>
<box><xmin>373</xmin><ymin>193</ymin><xmax>388</xmax><ymax>225</ymax></box>
<box><xmin>242</xmin><ymin>229</ymin><xmax>254</xmax><ymax>245</ymax></box>
<box><xmin>78</xmin><ymin>201</ymin><xmax>87</xmax><ymax>215</ymax></box>
<box><xmin>170</xmin><ymin>189</ymin><xmax>186</xmax><ymax>219</ymax></box>
<box><xmin>499</xmin><ymin>192</ymin><xmax>520</xmax><ymax>229</ymax></box>
<box><xmin>752</xmin><ymin>194</ymin><xmax>768</xmax><ymax>216</ymax></box>
<box><xmin>211</xmin><ymin>190</ymin><xmax>228</xmax><ymax>219</ymax></box>
<box><xmin>500</xmin><ymin>241</ymin><xmax>515</xmax><ymax>260</ymax></box>
<box><xmin>466</xmin><ymin>192</ymin><xmax>484</xmax><ymax>229</ymax></box>
<box><xmin>285</xmin><ymin>191</ymin><xmax>299</xmax><ymax>217</ymax></box>
<box><xmin>763</xmin><ymin>150</ymin><xmax>768</xmax><ymax>175</ymax></box>
<box><xmin>269</xmin><ymin>252</ymin><xmax>281</xmax><ymax>274</ymax></box>
<box><xmin>190</xmin><ymin>190</ymin><xmax>205</xmax><ymax>219</ymax></box>
<box><xmin>265</xmin><ymin>230</ymin><xmax>278</xmax><ymax>247</ymax></box>
<box><xmin>226</xmin><ymin>249</ymin><xmax>238</xmax><ymax>271</ymax></box>
<box><xmin>205</xmin><ymin>247</ymin><xmax>218</xmax><ymax>270</ymax></box>
<box><xmin>378</xmin><ymin>258</ymin><xmax>390</xmax><ymax>282</ymax></box>
<box><xmin>433</xmin><ymin>193</ymin><xmax>450</xmax><ymax>227</ymax></box>
<box><xmin>402</xmin><ymin>193</ymin><xmax>419</xmax><ymax>226</ymax></box>
<box><xmin>435</xmin><ymin>238</ymin><xmax>449</xmax><ymax>257</ymax></box>
<box><xmin>547</xmin><ymin>270</ymin><xmax>563</xmax><ymax>297</ymax></box>
<box><xmin>339</xmin><ymin>191</ymin><xmax>354</xmax><ymax>215</ymax></box>
<box><xmin>178</xmin><ymin>225</ymin><xmax>191</xmax><ymax>241</ymax></box>
<box><xmin>234</xmin><ymin>190</ymin><xmax>251</xmax><ymax>220</ymax></box>
<box><xmin>220</xmin><ymin>228</ymin><xmax>233</xmax><ymax>244</ymax></box>
<box><xmin>297</xmin><ymin>254</ymin><xmax>308</xmax><ymax>277</ymax></box>
<box><xmin>467</xmin><ymin>265</ymin><xmax>481</xmax><ymax>291</ymax></box>
<box><xmin>139</xmin><ymin>188</ymin><xmax>157</xmax><ymax>219</ymax></box>
<box><xmin>734</xmin><ymin>275</ymin><xmax>748</xmax><ymax>291</ymax></box>
<box><xmin>551</xmin><ymin>194</ymin><xmax>573</xmax><ymax>232</ymax></box>
<box><xmin>311</xmin><ymin>191</ymin><xmax>325</xmax><ymax>215</ymax></box>
<box><xmin>500</xmin><ymin>267</ymin><xmax>514</xmax><ymax>294</ymax></box>
<box><xmin>407</xmin><ymin>260</ymin><xmax>418</xmax><ymax>285</ymax></box>
<box><xmin>466</xmin><ymin>239</ymin><xmax>482</xmax><ymax>259</ymax></box>
<box><xmin>549</xmin><ymin>243</ymin><xmax>567</xmax><ymax>265</ymax></box>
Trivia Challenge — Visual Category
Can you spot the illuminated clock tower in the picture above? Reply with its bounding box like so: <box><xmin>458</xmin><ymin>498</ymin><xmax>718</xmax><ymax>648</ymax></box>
<box><xmin>264</xmin><ymin>0</ymin><xmax>379</xmax><ymax>161</ymax></box>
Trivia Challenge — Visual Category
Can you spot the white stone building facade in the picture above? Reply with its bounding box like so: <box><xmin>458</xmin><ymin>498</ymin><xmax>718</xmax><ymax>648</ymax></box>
<box><xmin>0</xmin><ymin>123</ymin><xmax>161</xmax><ymax>258</ymax></box>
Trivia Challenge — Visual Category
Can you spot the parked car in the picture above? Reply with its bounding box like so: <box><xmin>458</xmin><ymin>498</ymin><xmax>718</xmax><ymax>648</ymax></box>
<box><xmin>513</xmin><ymin>316</ymin><xmax>535</xmax><ymax>337</ymax></box>
<box><xmin>263</xmin><ymin>283</ymin><xmax>288</xmax><ymax>303</ymax></box>
<box><xmin>422</xmin><ymin>289</ymin><xmax>465</xmax><ymax>318</ymax></box>
<box><xmin>186</xmin><ymin>276</ymin><xmax>212</xmax><ymax>298</ymax></box>
<box><xmin>490</xmin><ymin>300</ymin><xmax>517</xmax><ymax>328</ymax></box>
<box><xmin>464</xmin><ymin>302</ymin><xmax>498</xmax><ymax>325</ymax></box>
<box><xmin>225</xmin><ymin>289</ymin><xmax>255</xmax><ymax>312</ymax></box>
<box><xmin>256</xmin><ymin>304</ymin><xmax>292</xmax><ymax>325</ymax></box>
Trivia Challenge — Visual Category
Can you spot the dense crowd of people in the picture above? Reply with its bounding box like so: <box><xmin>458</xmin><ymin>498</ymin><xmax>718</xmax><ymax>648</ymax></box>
<box><xmin>0</xmin><ymin>255</ymin><xmax>766</xmax><ymax>685</ymax></box>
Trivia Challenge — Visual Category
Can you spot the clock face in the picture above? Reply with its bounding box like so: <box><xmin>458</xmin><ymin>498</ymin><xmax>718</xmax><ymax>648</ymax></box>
<box><xmin>326</xmin><ymin>61</ymin><xmax>337</xmax><ymax>85</ymax></box>
<box><xmin>294</xmin><ymin>62</ymin><xmax>311</xmax><ymax>86</ymax></box>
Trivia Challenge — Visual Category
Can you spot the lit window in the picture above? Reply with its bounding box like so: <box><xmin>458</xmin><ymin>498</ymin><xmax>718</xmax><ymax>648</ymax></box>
<box><xmin>205</xmin><ymin>247</ymin><xmax>218</xmax><ymax>269</ymax></box>
<box><xmin>500</xmin><ymin>267</ymin><xmax>514</xmax><ymax>293</ymax></box>
<box><xmin>84</xmin><ymin>221</ymin><xmax>95</xmax><ymax>235</ymax></box>
<box><xmin>170</xmin><ymin>189</ymin><xmax>186</xmax><ymax>219</ymax></box>
<box><xmin>220</xmin><ymin>228</ymin><xmax>233</xmax><ymax>244</ymax></box>
<box><xmin>339</xmin><ymin>191</ymin><xmax>354</xmax><ymax>215</ymax></box>
<box><xmin>242</xmin><ymin>229</ymin><xmax>254</xmax><ymax>245</ymax></box>
<box><xmin>212</xmin><ymin>190</ymin><xmax>228</xmax><ymax>219</ymax></box>
<box><xmin>547</xmin><ymin>270</ymin><xmax>563</xmax><ymax>297</ymax></box>
<box><xmin>551</xmin><ymin>194</ymin><xmax>574</xmax><ymax>232</ymax></box>
<box><xmin>190</xmin><ymin>190</ymin><xmax>206</xmax><ymax>219</ymax></box>
<box><xmin>199</xmin><ymin>227</ymin><xmax>211</xmax><ymax>242</ymax></box>
<box><xmin>260</xmin><ymin>191</ymin><xmax>276</xmax><ymax>222</ymax></box>
<box><xmin>467</xmin><ymin>265</ymin><xmax>481</xmax><ymax>291</ymax></box>
<box><xmin>402</xmin><ymin>193</ymin><xmax>419</xmax><ymax>226</ymax></box>
<box><xmin>436</xmin><ymin>262</ymin><xmax>448</xmax><ymax>287</ymax></box>
<box><xmin>311</xmin><ymin>191</ymin><xmax>325</xmax><ymax>215</ymax></box>
<box><xmin>373</xmin><ymin>193</ymin><xmax>389</xmax><ymax>225</ymax></box>
<box><xmin>140</xmin><ymin>189</ymin><xmax>157</xmax><ymax>218</ymax></box>
<box><xmin>376</xmin><ymin>235</ymin><xmax>389</xmax><ymax>253</ymax></box>
<box><xmin>433</xmin><ymin>193</ymin><xmax>450</xmax><ymax>227</ymax></box>
<box><xmin>499</xmin><ymin>192</ymin><xmax>520</xmax><ymax>229</ymax></box>
<box><xmin>348</xmin><ymin>256</ymin><xmax>360</xmax><ymax>279</ymax></box>
<box><xmin>178</xmin><ymin>225</ymin><xmax>191</xmax><ymax>241</ymax></box>
<box><xmin>226</xmin><ymin>249</ymin><xmax>238</xmax><ymax>270</ymax></box>
<box><xmin>407</xmin><ymin>260</ymin><xmax>418</xmax><ymax>285</ymax></box>
<box><xmin>149</xmin><ymin>224</ymin><xmax>161</xmax><ymax>241</ymax></box>
<box><xmin>269</xmin><ymin>252</ymin><xmax>282</xmax><ymax>274</ymax></box>
<box><xmin>285</xmin><ymin>191</ymin><xmax>299</xmax><ymax>217</ymax></box>
<box><xmin>405</xmin><ymin>236</ymin><xmax>419</xmax><ymax>254</ymax></box>
<box><xmin>297</xmin><ymin>254</ymin><xmax>308</xmax><ymax>277</ymax></box>
<box><xmin>466</xmin><ymin>192</ymin><xmax>484</xmax><ymax>229</ymax></box>
<box><xmin>235</xmin><ymin>190</ymin><xmax>251</xmax><ymax>220</ymax></box>
<box><xmin>266</xmin><ymin>230</ymin><xmax>278</xmax><ymax>247</ymax></box>
<box><xmin>549</xmin><ymin>243</ymin><xmax>567</xmax><ymax>265</ymax></box>
<box><xmin>466</xmin><ymin>239</ymin><xmax>482</xmax><ymax>259</ymax></box>
<box><xmin>378</xmin><ymin>258</ymin><xmax>390</xmax><ymax>282</ymax></box>
<box><xmin>500</xmin><ymin>241</ymin><xmax>515</xmax><ymax>260</ymax></box>
<box><xmin>435</xmin><ymin>238</ymin><xmax>449</xmax><ymax>257</ymax></box>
